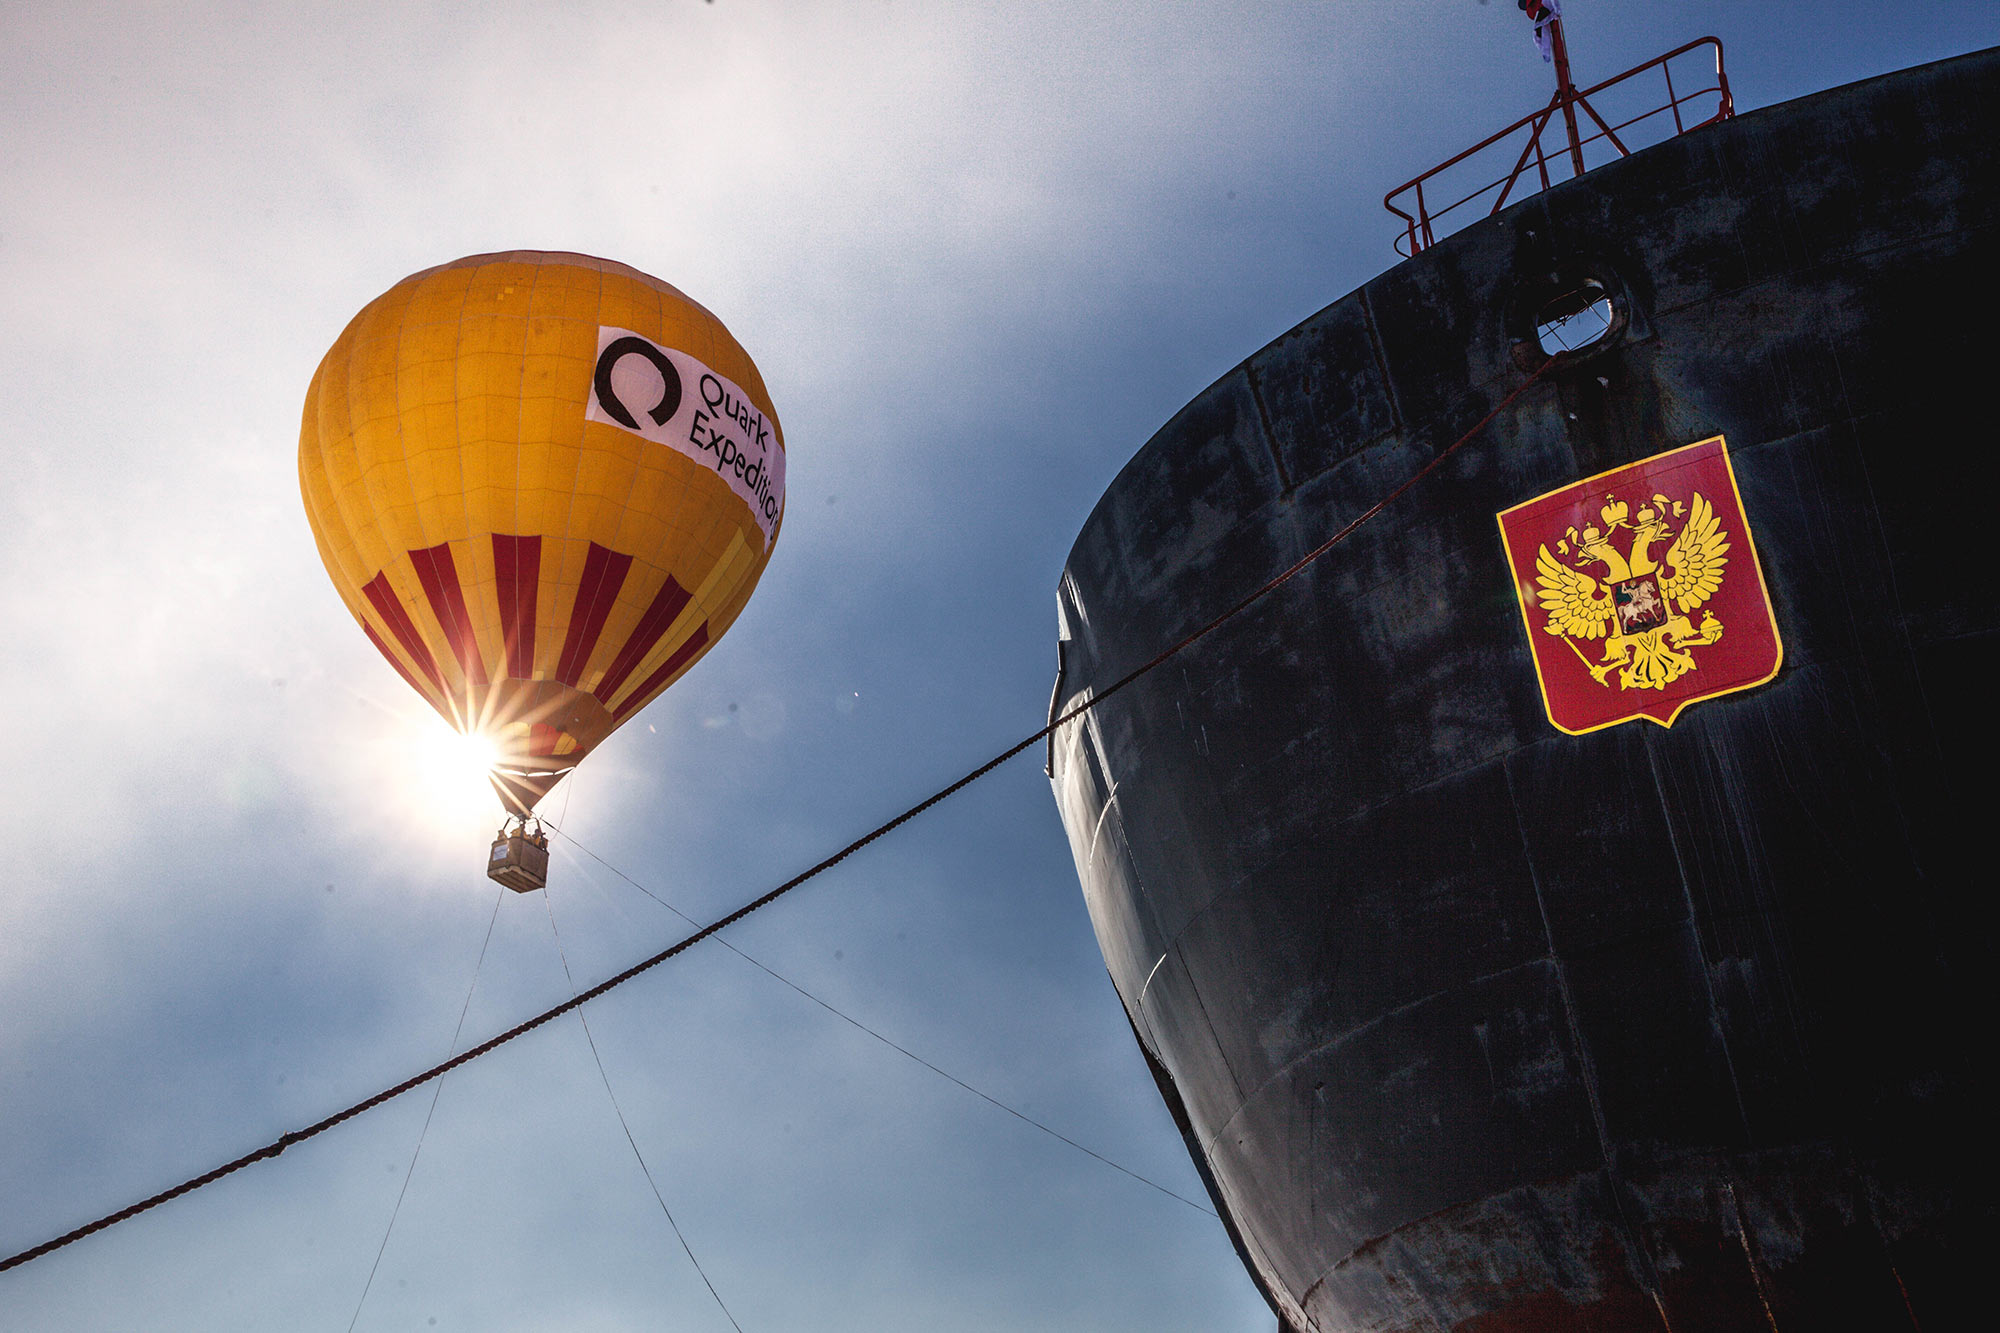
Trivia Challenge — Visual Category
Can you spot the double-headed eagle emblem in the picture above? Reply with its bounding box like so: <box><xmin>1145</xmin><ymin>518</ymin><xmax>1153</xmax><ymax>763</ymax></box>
<box><xmin>1533</xmin><ymin>490</ymin><xmax>1729</xmax><ymax>692</ymax></box>
<box><xmin>1498</xmin><ymin>436</ymin><xmax>1781</xmax><ymax>734</ymax></box>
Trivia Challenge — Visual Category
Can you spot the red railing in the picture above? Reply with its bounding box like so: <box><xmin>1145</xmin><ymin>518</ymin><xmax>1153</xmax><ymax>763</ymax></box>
<box><xmin>1385</xmin><ymin>32</ymin><xmax>1733</xmax><ymax>257</ymax></box>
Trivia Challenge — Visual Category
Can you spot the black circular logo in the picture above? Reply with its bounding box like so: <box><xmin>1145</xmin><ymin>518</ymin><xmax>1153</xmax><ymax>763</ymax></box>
<box><xmin>593</xmin><ymin>336</ymin><xmax>682</xmax><ymax>430</ymax></box>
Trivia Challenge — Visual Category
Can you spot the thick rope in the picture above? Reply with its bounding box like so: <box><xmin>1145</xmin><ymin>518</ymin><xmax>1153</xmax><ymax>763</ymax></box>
<box><xmin>0</xmin><ymin>358</ymin><xmax>1552</xmax><ymax>1276</ymax></box>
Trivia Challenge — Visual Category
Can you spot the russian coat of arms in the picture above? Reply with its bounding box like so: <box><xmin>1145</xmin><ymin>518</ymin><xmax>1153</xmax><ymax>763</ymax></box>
<box><xmin>1496</xmin><ymin>436</ymin><xmax>1783</xmax><ymax>734</ymax></box>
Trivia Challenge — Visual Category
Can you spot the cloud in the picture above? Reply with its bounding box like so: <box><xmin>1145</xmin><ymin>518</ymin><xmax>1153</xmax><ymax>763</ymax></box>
<box><xmin>10</xmin><ymin>2</ymin><xmax>1990</xmax><ymax>1327</ymax></box>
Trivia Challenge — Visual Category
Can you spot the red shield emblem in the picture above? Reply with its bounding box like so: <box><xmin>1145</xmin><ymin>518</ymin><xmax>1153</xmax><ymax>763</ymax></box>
<box><xmin>1496</xmin><ymin>435</ymin><xmax>1783</xmax><ymax>734</ymax></box>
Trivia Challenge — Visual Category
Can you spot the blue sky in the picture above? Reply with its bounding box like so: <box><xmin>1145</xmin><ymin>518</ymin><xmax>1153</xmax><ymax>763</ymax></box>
<box><xmin>3</xmin><ymin>3</ymin><xmax>1994</xmax><ymax>1329</ymax></box>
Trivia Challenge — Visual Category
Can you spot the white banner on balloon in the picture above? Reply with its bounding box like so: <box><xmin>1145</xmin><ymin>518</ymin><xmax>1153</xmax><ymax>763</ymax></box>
<box><xmin>585</xmin><ymin>325</ymin><xmax>785</xmax><ymax>548</ymax></box>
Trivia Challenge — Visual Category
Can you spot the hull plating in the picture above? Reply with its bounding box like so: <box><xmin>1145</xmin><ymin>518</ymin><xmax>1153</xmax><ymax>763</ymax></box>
<box><xmin>1050</xmin><ymin>49</ymin><xmax>1997</xmax><ymax>1332</ymax></box>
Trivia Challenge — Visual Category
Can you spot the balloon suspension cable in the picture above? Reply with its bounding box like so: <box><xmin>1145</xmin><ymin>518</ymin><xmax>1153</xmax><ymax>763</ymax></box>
<box><xmin>547</xmin><ymin>817</ymin><xmax>1219</xmax><ymax>1219</ymax></box>
<box><xmin>543</xmin><ymin>883</ymin><xmax>745</xmax><ymax>1332</ymax></box>
<box><xmin>0</xmin><ymin>356</ymin><xmax>1555</xmax><ymax>1276</ymax></box>
<box><xmin>346</xmin><ymin>887</ymin><xmax>506</xmax><ymax>1333</ymax></box>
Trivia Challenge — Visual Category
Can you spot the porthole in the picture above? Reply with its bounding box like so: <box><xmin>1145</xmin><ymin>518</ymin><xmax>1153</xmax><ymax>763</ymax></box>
<box><xmin>1534</xmin><ymin>279</ymin><xmax>1617</xmax><ymax>356</ymax></box>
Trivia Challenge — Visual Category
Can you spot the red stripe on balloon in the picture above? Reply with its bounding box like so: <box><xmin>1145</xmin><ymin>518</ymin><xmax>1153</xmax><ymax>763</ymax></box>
<box><xmin>594</xmin><ymin>575</ymin><xmax>692</xmax><ymax>704</ymax></box>
<box><xmin>492</xmin><ymin>534</ymin><xmax>541</xmax><ymax>679</ymax></box>
<box><xmin>361</xmin><ymin>572</ymin><xmax>447</xmax><ymax>695</ymax></box>
<box><xmin>611</xmin><ymin>622</ymin><xmax>710</xmax><ymax>722</ymax></box>
<box><xmin>410</xmin><ymin>542</ymin><xmax>487</xmax><ymax>689</ymax></box>
<box><xmin>556</xmin><ymin>542</ymin><xmax>632</xmax><ymax>687</ymax></box>
<box><xmin>362</xmin><ymin>621</ymin><xmax>448</xmax><ymax>719</ymax></box>
<box><xmin>530</xmin><ymin>723</ymin><xmax>563</xmax><ymax>757</ymax></box>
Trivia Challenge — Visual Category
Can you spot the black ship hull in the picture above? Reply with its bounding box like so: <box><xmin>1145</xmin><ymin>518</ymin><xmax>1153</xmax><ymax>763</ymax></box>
<box><xmin>1050</xmin><ymin>49</ymin><xmax>1997</xmax><ymax>1332</ymax></box>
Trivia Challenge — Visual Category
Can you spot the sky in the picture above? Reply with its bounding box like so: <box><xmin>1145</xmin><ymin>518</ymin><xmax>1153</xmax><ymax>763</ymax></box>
<box><xmin>2</xmin><ymin>3</ymin><xmax>1994</xmax><ymax>1330</ymax></box>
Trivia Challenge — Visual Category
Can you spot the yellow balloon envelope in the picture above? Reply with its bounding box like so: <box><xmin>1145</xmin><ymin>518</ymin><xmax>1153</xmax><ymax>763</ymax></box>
<box><xmin>299</xmin><ymin>251</ymin><xmax>785</xmax><ymax>814</ymax></box>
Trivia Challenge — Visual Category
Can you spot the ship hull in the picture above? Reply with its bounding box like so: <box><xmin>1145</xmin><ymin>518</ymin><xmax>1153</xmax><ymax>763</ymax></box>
<box><xmin>1050</xmin><ymin>49</ymin><xmax>1997</xmax><ymax>1332</ymax></box>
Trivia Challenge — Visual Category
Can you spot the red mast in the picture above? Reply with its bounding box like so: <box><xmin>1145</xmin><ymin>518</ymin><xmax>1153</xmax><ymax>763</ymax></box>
<box><xmin>1520</xmin><ymin>0</ymin><xmax>1587</xmax><ymax>174</ymax></box>
<box><xmin>1541</xmin><ymin>5</ymin><xmax>1590</xmax><ymax>175</ymax></box>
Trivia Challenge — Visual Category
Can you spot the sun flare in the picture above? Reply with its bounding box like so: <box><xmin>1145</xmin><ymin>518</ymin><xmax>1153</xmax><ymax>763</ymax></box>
<box><xmin>409</xmin><ymin>722</ymin><xmax>505</xmax><ymax>833</ymax></box>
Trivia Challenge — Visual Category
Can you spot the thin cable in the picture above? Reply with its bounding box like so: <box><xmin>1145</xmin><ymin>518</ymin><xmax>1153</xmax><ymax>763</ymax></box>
<box><xmin>347</xmin><ymin>887</ymin><xmax>505</xmax><ymax>1333</ymax></box>
<box><xmin>556</xmin><ymin>765</ymin><xmax>577</xmax><ymax>828</ymax></box>
<box><xmin>547</xmin><ymin>825</ymin><xmax>1216</xmax><ymax>1217</ymax></box>
<box><xmin>732</xmin><ymin>947</ymin><xmax>1218</xmax><ymax>1217</ymax></box>
<box><xmin>543</xmin><ymin>889</ymin><xmax>744</xmax><ymax>1332</ymax></box>
<box><xmin>0</xmin><ymin>359</ymin><xmax>1552</xmax><ymax>1275</ymax></box>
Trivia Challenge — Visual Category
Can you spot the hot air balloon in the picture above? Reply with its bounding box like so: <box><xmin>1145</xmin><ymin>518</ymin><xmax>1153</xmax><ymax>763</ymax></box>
<box><xmin>299</xmin><ymin>252</ymin><xmax>785</xmax><ymax>885</ymax></box>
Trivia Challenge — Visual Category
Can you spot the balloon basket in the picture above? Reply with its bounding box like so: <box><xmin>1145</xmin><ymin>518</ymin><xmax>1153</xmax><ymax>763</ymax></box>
<box><xmin>487</xmin><ymin>819</ymin><xmax>549</xmax><ymax>893</ymax></box>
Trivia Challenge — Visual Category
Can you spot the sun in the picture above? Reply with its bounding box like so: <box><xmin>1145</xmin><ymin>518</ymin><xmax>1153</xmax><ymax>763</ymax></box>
<box><xmin>408</xmin><ymin>721</ymin><xmax>505</xmax><ymax>834</ymax></box>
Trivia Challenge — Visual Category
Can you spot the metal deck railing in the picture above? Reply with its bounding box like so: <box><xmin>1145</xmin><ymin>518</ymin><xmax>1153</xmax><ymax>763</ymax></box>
<box><xmin>1385</xmin><ymin>31</ymin><xmax>1733</xmax><ymax>257</ymax></box>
